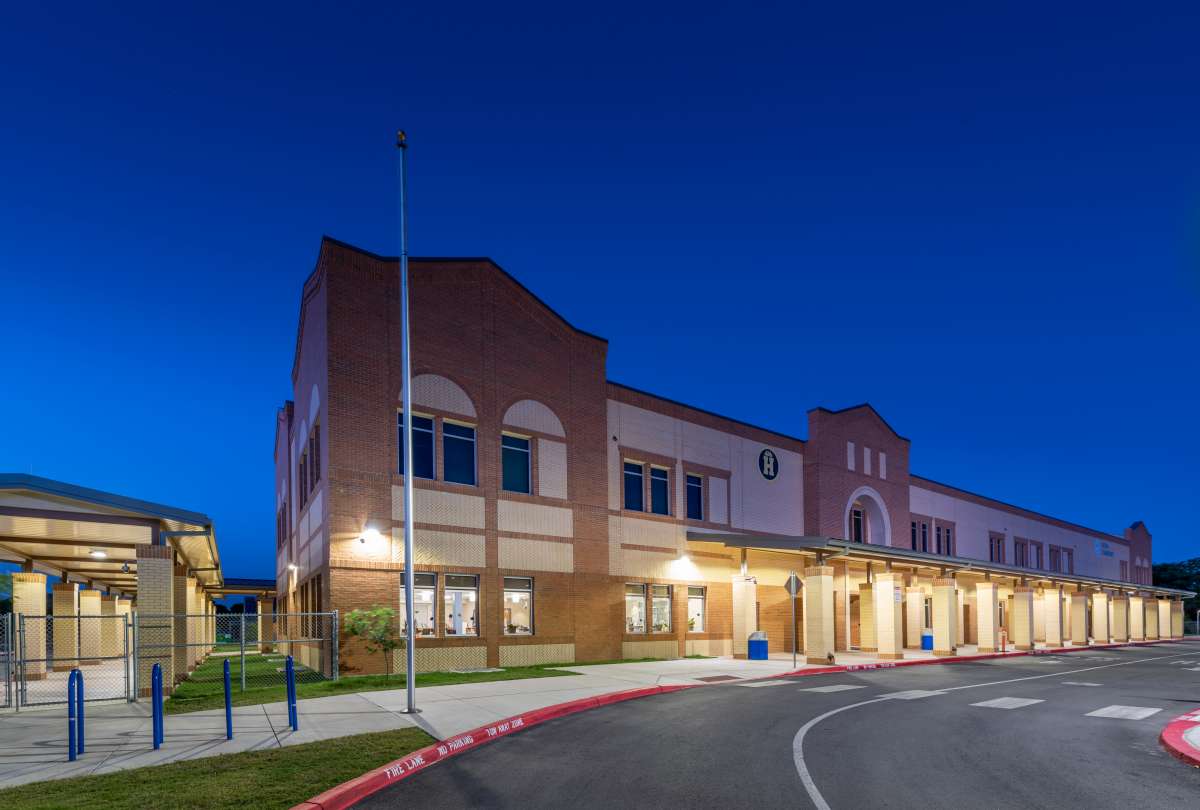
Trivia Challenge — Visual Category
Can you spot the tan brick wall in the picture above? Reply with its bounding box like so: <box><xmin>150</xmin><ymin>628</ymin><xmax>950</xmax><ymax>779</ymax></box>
<box><xmin>78</xmin><ymin>590</ymin><xmax>102</xmax><ymax>664</ymax></box>
<box><xmin>976</xmin><ymin>582</ymin><xmax>998</xmax><ymax>652</ymax></box>
<box><xmin>136</xmin><ymin>545</ymin><xmax>175</xmax><ymax>694</ymax></box>
<box><xmin>1090</xmin><ymin>592</ymin><xmax>1110</xmax><ymax>643</ymax></box>
<box><xmin>498</xmin><ymin>643</ymin><xmax>574</xmax><ymax>666</ymax></box>
<box><xmin>51</xmin><ymin>583</ymin><xmax>79</xmax><ymax>671</ymax></box>
<box><xmin>1010</xmin><ymin>587</ymin><xmax>1033</xmax><ymax>651</ymax></box>
<box><xmin>803</xmin><ymin>566</ymin><xmax>834</xmax><ymax>664</ymax></box>
<box><xmin>858</xmin><ymin>583</ymin><xmax>876</xmax><ymax>652</ymax></box>
<box><xmin>874</xmin><ymin>573</ymin><xmax>904</xmax><ymax>658</ymax></box>
<box><xmin>1070</xmin><ymin>592</ymin><xmax>1089</xmax><ymax>645</ymax></box>
<box><xmin>1111</xmin><ymin>595</ymin><xmax>1128</xmax><ymax>642</ymax></box>
<box><xmin>1043</xmin><ymin>587</ymin><xmax>1063</xmax><ymax>647</ymax></box>
<box><xmin>1129</xmin><ymin>595</ymin><xmax>1145</xmax><ymax>640</ymax></box>
<box><xmin>933</xmin><ymin>578</ymin><xmax>959</xmax><ymax>655</ymax></box>
<box><xmin>12</xmin><ymin>573</ymin><xmax>47</xmax><ymax>679</ymax></box>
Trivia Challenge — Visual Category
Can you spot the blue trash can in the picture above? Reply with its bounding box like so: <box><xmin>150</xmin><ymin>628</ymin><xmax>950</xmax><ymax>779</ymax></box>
<box><xmin>748</xmin><ymin>631</ymin><xmax>769</xmax><ymax>660</ymax></box>
<box><xmin>921</xmin><ymin>632</ymin><xmax>934</xmax><ymax>651</ymax></box>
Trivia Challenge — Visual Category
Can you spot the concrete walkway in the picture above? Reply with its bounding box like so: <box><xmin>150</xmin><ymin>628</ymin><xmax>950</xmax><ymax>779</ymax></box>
<box><xmin>0</xmin><ymin>645</ymin><xmax>1035</xmax><ymax>788</ymax></box>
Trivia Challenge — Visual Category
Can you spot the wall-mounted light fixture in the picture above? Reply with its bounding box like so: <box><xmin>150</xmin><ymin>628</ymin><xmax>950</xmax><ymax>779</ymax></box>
<box><xmin>89</xmin><ymin>548</ymin><xmax>108</xmax><ymax>559</ymax></box>
<box><xmin>358</xmin><ymin>524</ymin><xmax>385</xmax><ymax>547</ymax></box>
<box><xmin>287</xmin><ymin>563</ymin><xmax>298</xmax><ymax>572</ymax></box>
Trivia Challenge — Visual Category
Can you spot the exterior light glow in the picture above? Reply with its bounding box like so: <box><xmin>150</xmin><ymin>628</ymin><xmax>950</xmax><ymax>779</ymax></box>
<box><xmin>288</xmin><ymin>563</ymin><xmax>298</xmax><ymax>572</ymax></box>
<box><xmin>89</xmin><ymin>549</ymin><xmax>107</xmax><ymax>559</ymax></box>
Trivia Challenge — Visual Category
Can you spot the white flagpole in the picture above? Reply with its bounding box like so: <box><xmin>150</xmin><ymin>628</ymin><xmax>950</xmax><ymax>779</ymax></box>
<box><xmin>397</xmin><ymin>130</ymin><xmax>418</xmax><ymax>713</ymax></box>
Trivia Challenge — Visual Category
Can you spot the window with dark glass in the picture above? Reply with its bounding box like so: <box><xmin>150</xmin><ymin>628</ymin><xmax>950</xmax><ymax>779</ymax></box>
<box><xmin>945</xmin><ymin>527</ymin><xmax>954</xmax><ymax>556</ymax></box>
<box><xmin>442</xmin><ymin>422</ymin><xmax>477</xmax><ymax>485</ymax></box>
<box><xmin>501</xmin><ymin>434</ymin><xmax>531</xmax><ymax>494</ymax></box>
<box><xmin>650</xmin><ymin>467</ymin><xmax>669</xmax><ymax>515</ymax></box>
<box><xmin>911</xmin><ymin>521</ymin><xmax>917</xmax><ymax>550</ymax></box>
<box><xmin>935</xmin><ymin>526</ymin><xmax>943</xmax><ymax>555</ymax></box>
<box><xmin>686</xmin><ymin>474</ymin><xmax>703</xmax><ymax>521</ymax></box>
<box><xmin>851</xmin><ymin>509</ymin><xmax>864</xmax><ymax>543</ymax></box>
<box><xmin>920</xmin><ymin>522</ymin><xmax>929</xmax><ymax>553</ymax></box>
<box><xmin>623</xmin><ymin>462</ymin><xmax>644</xmax><ymax>511</ymax></box>
<box><xmin>503</xmin><ymin>577</ymin><xmax>533</xmax><ymax>635</ymax></box>
<box><xmin>398</xmin><ymin>413</ymin><xmax>435</xmax><ymax>479</ymax></box>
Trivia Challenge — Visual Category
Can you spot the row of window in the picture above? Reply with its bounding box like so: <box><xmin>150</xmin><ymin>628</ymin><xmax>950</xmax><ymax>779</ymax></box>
<box><xmin>298</xmin><ymin>422</ymin><xmax>321</xmax><ymax>508</ymax></box>
<box><xmin>910</xmin><ymin>519</ymin><xmax>955</xmax><ymax>555</ymax></box>
<box><xmin>988</xmin><ymin>534</ymin><xmax>1075</xmax><ymax>573</ymax></box>
<box><xmin>623</xmin><ymin>583</ymin><xmax>706</xmax><ymax>634</ymax></box>
<box><xmin>623</xmin><ymin>462</ymin><xmax>709</xmax><ymax>521</ymax></box>
<box><xmin>400</xmin><ymin>574</ymin><xmax>534</xmax><ymax>637</ymax></box>
<box><xmin>398</xmin><ymin>413</ymin><xmax>542</xmax><ymax>495</ymax></box>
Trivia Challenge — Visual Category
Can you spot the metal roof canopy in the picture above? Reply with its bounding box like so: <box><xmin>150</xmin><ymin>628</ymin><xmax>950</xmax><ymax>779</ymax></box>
<box><xmin>686</xmin><ymin>531</ymin><xmax>1195</xmax><ymax>599</ymax></box>
<box><xmin>0</xmin><ymin>473</ymin><xmax>223</xmax><ymax>594</ymax></box>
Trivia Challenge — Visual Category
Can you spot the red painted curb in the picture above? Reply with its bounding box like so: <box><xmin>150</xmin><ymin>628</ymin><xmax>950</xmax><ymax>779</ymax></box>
<box><xmin>292</xmin><ymin>684</ymin><xmax>697</xmax><ymax>810</ymax></box>
<box><xmin>1159</xmin><ymin>709</ymin><xmax>1200</xmax><ymax>768</ymax></box>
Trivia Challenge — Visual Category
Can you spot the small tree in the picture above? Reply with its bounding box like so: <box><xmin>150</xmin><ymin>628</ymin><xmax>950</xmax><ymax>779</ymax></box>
<box><xmin>343</xmin><ymin>605</ymin><xmax>403</xmax><ymax>680</ymax></box>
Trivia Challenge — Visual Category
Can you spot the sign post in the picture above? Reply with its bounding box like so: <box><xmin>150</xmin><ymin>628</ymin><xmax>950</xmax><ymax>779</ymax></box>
<box><xmin>785</xmin><ymin>572</ymin><xmax>802</xmax><ymax>668</ymax></box>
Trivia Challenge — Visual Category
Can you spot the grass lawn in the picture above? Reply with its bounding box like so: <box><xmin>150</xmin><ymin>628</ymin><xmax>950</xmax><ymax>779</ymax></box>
<box><xmin>0</xmin><ymin>727</ymin><xmax>435</xmax><ymax>810</ymax></box>
<box><xmin>164</xmin><ymin>652</ymin><xmax>578</xmax><ymax>714</ymax></box>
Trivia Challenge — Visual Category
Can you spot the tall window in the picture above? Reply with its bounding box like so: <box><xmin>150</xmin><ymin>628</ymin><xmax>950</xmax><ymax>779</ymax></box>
<box><xmin>1064</xmin><ymin>549</ymin><xmax>1074</xmax><ymax>574</ymax></box>
<box><xmin>935</xmin><ymin>526</ymin><xmax>943</xmax><ymax>555</ymax></box>
<box><xmin>442</xmin><ymin>422</ymin><xmax>477</xmax><ymax>485</ymax></box>
<box><xmin>1120</xmin><ymin>560</ymin><xmax>1129</xmax><ymax>581</ymax></box>
<box><xmin>501</xmin><ymin>434</ymin><xmax>531</xmax><ymax>494</ymax></box>
<box><xmin>444</xmin><ymin>574</ymin><xmax>478</xmax><ymax>636</ymax></box>
<box><xmin>1049</xmin><ymin>545</ymin><xmax>1062</xmax><ymax>572</ymax></box>
<box><xmin>687</xmin><ymin>586</ymin><xmax>705</xmax><ymax>632</ymax></box>
<box><xmin>309</xmin><ymin>424</ymin><xmax>321</xmax><ymax>493</ymax></box>
<box><xmin>920</xmin><ymin>522</ymin><xmax>929</xmax><ymax>553</ymax></box>
<box><xmin>625</xmin><ymin>583</ymin><xmax>646</xmax><ymax>632</ymax></box>
<box><xmin>911</xmin><ymin>521</ymin><xmax>917</xmax><ymax>551</ymax></box>
<box><xmin>989</xmin><ymin>534</ymin><xmax>1005</xmax><ymax>564</ymax></box>
<box><xmin>1014</xmin><ymin>539</ymin><xmax>1028</xmax><ymax>567</ymax></box>
<box><xmin>1030</xmin><ymin>541</ymin><xmax>1043</xmax><ymax>570</ymax></box>
<box><xmin>851</xmin><ymin>508</ymin><xmax>864</xmax><ymax>542</ymax></box>
<box><xmin>398</xmin><ymin>413</ymin><xmax>435</xmax><ymax>479</ymax></box>
<box><xmin>944</xmin><ymin>527</ymin><xmax>954</xmax><ymax>556</ymax></box>
<box><xmin>623</xmin><ymin>462</ymin><xmax>644</xmax><ymax>511</ymax></box>
<box><xmin>686</xmin><ymin>474</ymin><xmax>703</xmax><ymax>521</ymax></box>
<box><xmin>924</xmin><ymin>596</ymin><xmax>933</xmax><ymax>630</ymax></box>
<box><xmin>503</xmin><ymin>577</ymin><xmax>533</xmax><ymax>635</ymax></box>
<box><xmin>650</xmin><ymin>584</ymin><xmax>672</xmax><ymax>631</ymax></box>
<box><xmin>650</xmin><ymin>467</ymin><xmax>669</xmax><ymax>515</ymax></box>
<box><xmin>400</xmin><ymin>572</ymin><xmax>437</xmax><ymax>636</ymax></box>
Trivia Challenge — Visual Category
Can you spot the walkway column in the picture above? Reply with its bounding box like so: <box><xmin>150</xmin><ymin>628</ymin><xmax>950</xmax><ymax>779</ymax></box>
<box><xmin>932</xmin><ymin>578</ymin><xmax>958</xmax><ymax>656</ymax></box>
<box><xmin>78</xmin><ymin>589</ymin><xmax>102</xmax><ymax>665</ymax></box>
<box><xmin>1129</xmin><ymin>595</ymin><xmax>1145</xmax><ymax>640</ymax></box>
<box><xmin>172</xmin><ymin>566</ymin><xmax>190</xmax><ymax>681</ymax></box>
<box><xmin>731</xmin><ymin>575</ymin><xmax>757</xmax><ymax>659</ymax></box>
<box><xmin>51</xmin><ymin>582</ymin><xmax>80</xmax><ymax>671</ymax></box>
<box><xmin>956</xmin><ymin>588</ymin><xmax>966</xmax><ymax>647</ymax></box>
<box><xmin>100</xmin><ymin>594</ymin><xmax>119</xmax><ymax>658</ymax></box>
<box><xmin>976</xmin><ymin>581</ymin><xmax>998</xmax><ymax>653</ymax></box>
<box><xmin>115</xmin><ymin>597</ymin><xmax>132</xmax><ymax>656</ymax></box>
<box><xmin>858</xmin><ymin>583</ymin><xmax>876</xmax><ymax>653</ymax></box>
<box><xmin>136</xmin><ymin>545</ymin><xmax>175</xmax><ymax>695</ymax></box>
<box><xmin>1111</xmin><ymin>594</ymin><xmax>1129</xmax><ymax>642</ymax></box>
<box><xmin>1033</xmin><ymin>590</ymin><xmax>1046</xmax><ymax>645</ymax></box>
<box><xmin>1171</xmin><ymin>600</ymin><xmax>1185</xmax><ymax>639</ymax></box>
<box><xmin>1145</xmin><ymin>597</ymin><xmax>1160</xmax><ymax>640</ymax></box>
<box><xmin>1070</xmin><ymin>592</ymin><xmax>1089</xmax><ymax>646</ymax></box>
<box><xmin>1091</xmin><ymin>591</ymin><xmax>1110</xmax><ymax>644</ymax></box>
<box><xmin>12</xmin><ymin>572</ymin><xmax>48</xmax><ymax>680</ymax></box>
<box><xmin>1156</xmin><ymin>599</ymin><xmax>1171</xmax><ymax>639</ymax></box>
<box><xmin>873</xmin><ymin>573</ymin><xmax>904</xmax><ymax>659</ymax></box>
<box><xmin>1011</xmin><ymin>586</ymin><xmax>1034</xmax><ymax>651</ymax></box>
<box><xmin>804</xmin><ymin>566</ymin><xmax>835</xmax><ymax>664</ymax></box>
<box><xmin>1042</xmin><ymin>586</ymin><xmax>1063</xmax><ymax>648</ymax></box>
<box><xmin>905</xmin><ymin>587</ymin><xmax>924</xmax><ymax>649</ymax></box>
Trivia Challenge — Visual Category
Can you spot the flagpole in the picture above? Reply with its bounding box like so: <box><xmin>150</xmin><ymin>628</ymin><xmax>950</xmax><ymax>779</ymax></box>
<box><xmin>397</xmin><ymin>130</ymin><xmax>418</xmax><ymax>713</ymax></box>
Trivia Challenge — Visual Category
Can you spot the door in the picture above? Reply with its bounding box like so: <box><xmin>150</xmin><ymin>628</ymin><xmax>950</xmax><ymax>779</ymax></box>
<box><xmin>849</xmin><ymin>594</ymin><xmax>861</xmax><ymax>648</ymax></box>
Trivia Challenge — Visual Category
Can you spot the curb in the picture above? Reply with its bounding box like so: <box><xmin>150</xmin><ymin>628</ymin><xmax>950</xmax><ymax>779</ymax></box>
<box><xmin>291</xmin><ymin>684</ymin><xmax>697</xmax><ymax>810</ymax></box>
<box><xmin>295</xmin><ymin>637</ymin><xmax>1186</xmax><ymax>808</ymax></box>
<box><xmin>1159</xmin><ymin>709</ymin><xmax>1200</xmax><ymax>768</ymax></box>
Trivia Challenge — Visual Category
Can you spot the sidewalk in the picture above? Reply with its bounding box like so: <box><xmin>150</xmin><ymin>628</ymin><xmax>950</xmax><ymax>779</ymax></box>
<box><xmin>0</xmin><ymin>642</ymin><xmax>1143</xmax><ymax>788</ymax></box>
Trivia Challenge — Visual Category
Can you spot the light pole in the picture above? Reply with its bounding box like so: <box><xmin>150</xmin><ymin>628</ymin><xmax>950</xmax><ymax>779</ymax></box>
<box><xmin>397</xmin><ymin>130</ymin><xmax>417</xmax><ymax>713</ymax></box>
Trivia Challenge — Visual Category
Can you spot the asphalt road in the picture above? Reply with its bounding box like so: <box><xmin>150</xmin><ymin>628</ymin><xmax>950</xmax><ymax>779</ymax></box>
<box><xmin>357</xmin><ymin>640</ymin><xmax>1200</xmax><ymax>809</ymax></box>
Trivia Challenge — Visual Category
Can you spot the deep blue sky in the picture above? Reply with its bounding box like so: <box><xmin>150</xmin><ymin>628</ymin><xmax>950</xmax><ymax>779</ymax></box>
<box><xmin>2</xmin><ymin>3</ymin><xmax>1197</xmax><ymax>578</ymax></box>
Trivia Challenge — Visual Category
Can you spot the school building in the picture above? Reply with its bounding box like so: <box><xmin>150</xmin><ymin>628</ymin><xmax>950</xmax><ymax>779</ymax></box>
<box><xmin>274</xmin><ymin>237</ymin><xmax>1188</xmax><ymax>675</ymax></box>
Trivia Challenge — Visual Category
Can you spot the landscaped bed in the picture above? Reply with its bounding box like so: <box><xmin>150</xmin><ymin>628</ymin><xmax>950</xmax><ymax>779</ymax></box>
<box><xmin>0</xmin><ymin>727</ymin><xmax>435</xmax><ymax>810</ymax></box>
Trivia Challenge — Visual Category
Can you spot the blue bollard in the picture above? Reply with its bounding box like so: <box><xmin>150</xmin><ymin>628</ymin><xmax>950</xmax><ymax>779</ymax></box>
<box><xmin>286</xmin><ymin>655</ymin><xmax>298</xmax><ymax>731</ymax></box>
<box><xmin>67</xmin><ymin>670</ymin><xmax>79</xmax><ymax>761</ymax></box>
<box><xmin>76</xmin><ymin>668</ymin><xmax>85</xmax><ymax>755</ymax></box>
<box><xmin>223</xmin><ymin>659</ymin><xmax>232</xmax><ymax>740</ymax></box>
<box><xmin>152</xmin><ymin>662</ymin><xmax>163</xmax><ymax>750</ymax></box>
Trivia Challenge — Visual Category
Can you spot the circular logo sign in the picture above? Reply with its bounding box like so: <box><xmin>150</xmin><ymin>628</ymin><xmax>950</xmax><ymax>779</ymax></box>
<box><xmin>758</xmin><ymin>449</ymin><xmax>779</xmax><ymax>480</ymax></box>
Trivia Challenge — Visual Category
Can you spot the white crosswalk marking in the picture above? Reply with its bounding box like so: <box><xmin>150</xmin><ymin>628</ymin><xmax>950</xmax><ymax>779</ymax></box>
<box><xmin>971</xmin><ymin>697</ymin><xmax>1045</xmax><ymax>710</ymax></box>
<box><xmin>1061</xmin><ymin>681</ymin><xmax>1102</xmax><ymax>687</ymax></box>
<box><xmin>1185</xmin><ymin>667</ymin><xmax>1200</xmax><ymax>672</ymax></box>
<box><xmin>1086</xmin><ymin>705</ymin><xmax>1162</xmax><ymax>720</ymax></box>
<box><xmin>877</xmin><ymin>690</ymin><xmax>944</xmax><ymax>700</ymax></box>
<box><xmin>737</xmin><ymin>680</ymin><xmax>790</xmax><ymax>688</ymax></box>
<box><xmin>800</xmin><ymin>684</ymin><xmax>867</xmax><ymax>693</ymax></box>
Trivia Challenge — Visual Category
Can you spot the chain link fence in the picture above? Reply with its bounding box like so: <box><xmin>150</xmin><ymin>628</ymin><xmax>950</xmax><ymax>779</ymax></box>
<box><xmin>0</xmin><ymin>614</ymin><xmax>12</xmax><ymax>709</ymax></box>
<box><xmin>14</xmin><ymin>614</ymin><xmax>131</xmax><ymax>706</ymax></box>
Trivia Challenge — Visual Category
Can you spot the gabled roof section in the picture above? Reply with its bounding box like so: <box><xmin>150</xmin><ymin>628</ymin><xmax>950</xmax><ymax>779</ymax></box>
<box><xmin>808</xmin><ymin>402</ymin><xmax>910</xmax><ymax>442</ymax></box>
<box><xmin>0</xmin><ymin>473</ymin><xmax>213</xmax><ymax>527</ymax></box>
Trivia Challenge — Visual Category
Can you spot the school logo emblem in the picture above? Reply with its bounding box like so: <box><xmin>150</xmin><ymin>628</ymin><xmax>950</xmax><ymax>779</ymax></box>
<box><xmin>758</xmin><ymin>449</ymin><xmax>779</xmax><ymax>480</ymax></box>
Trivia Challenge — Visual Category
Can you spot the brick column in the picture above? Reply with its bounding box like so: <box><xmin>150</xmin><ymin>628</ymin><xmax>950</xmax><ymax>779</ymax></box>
<box><xmin>1042</xmin><ymin>586</ymin><xmax>1063</xmax><ymax>648</ymax></box>
<box><xmin>803</xmin><ymin>566</ymin><xmax>835</xmax><ymax>664</ymax></box>
<box><xmin>172</xmin><ymin>566</ymin><xmax>190</xmax><ymax>682</ymax></box>
<box><xmin>1032</xmin><ymin>591</ymin><xmax>1045</xmax><ymax>644</ymax></box>
<box><xmin>1010</xmin><ymin>587</ymin><xmax>1033</xmax><ymax>651</ymax></box>
<box><xmin>1129</xmin><ymin>595</ymin><xmax>1145</xmax><ymax>640</ymax></box>
<box><xmin>136</xmin><ymin>545</ymin><xmax>175</xmax><ymax>695</ymax></box>
<box><xmin>730</xmin><ymin>575</ymin><xmax>757</xmax><ymax>659</ymax></box>
<box><xmin>873</xmin><ymin>573</ymin><xmax>904</xmax><ymax>659</ymax></box>
<box><xmin>1070</xmin><ymin>592</ymin><xmax>1089</xmax><ymax>645</ymax></box>
<box><xmin>1145</xmin><ymin>598</ymin><xmax>1160</xmax><ymax>639</ymax></box>
<box><xmin>1156</xmin><ymin>599</ymin><xmax>1171</xmax><ymax>640</ymax></box>
<box><xmin>931</xmin><ymin>578</ymin><xmax>958</xmax><ymax>656</ymax></box>
<box><xmin>115</xmin><ymin>597</ymin><xmax>132</xmax><ymax>656</ymax></box>
<box><xmin>975</xmin><ymin>581</ymin><xmax>998</xmax><ymax>653</ymax></box>
<box><xmin>78</xmin><ymin>589</ymin><xmax>102</xmax><ymax>665</ymax></box>
<box><xmin>12</xmin><ymin>573</ymin><xmax>47</xmax><ymax>680</ymax></box>
<box><xmin>1111</xmin><ymin>595</ymin><xmax>1129</xmax><ymax>642</ymax></box>
<box><xmin>260</xmin><ymin>602</ymin><xmax>276</xmax><ymax>652</ymax></box>
<box><xmin>956</xmin><ymin>588</ymin><xmax>966</xmax><ymax>647</ymax></box>
<box><xmin>905</xmin><ymin>587</ymin><xmax>924</xmax><ymax>649</ymax></box>
<box><xmin>100</xmin><ymin>594</ymin><xmax>119</xmax><ymax>658</ymax></box>
<box><xmin>858</xmin><ymin>583</ymin><xmax>876</xmax><ymax>653</ymax></box>
<box><xmin>1171</xmin><ymin>600</ymin><xmax>1185</xmax><ymax>639</ymax></box>
<box><xmin>51</xmin><ymin>582</ymin><xmax>80</xmax><ymax>671</ymax></box>
<box><xmin>1091</xmin><ymin>591</ymin><xmax>1110</xmax><ymax>644</ymax></box>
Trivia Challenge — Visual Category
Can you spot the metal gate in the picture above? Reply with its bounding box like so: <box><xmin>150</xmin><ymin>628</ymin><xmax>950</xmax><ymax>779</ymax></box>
<box><xmin>0</xmin><ymin>614</ymin><xmax>12</xmax><ymax>709</ymax></box>
<box><xmin>12</xmin><ymin>614</ymin><xmax>132</xmax><ymax>707</ymax></box>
